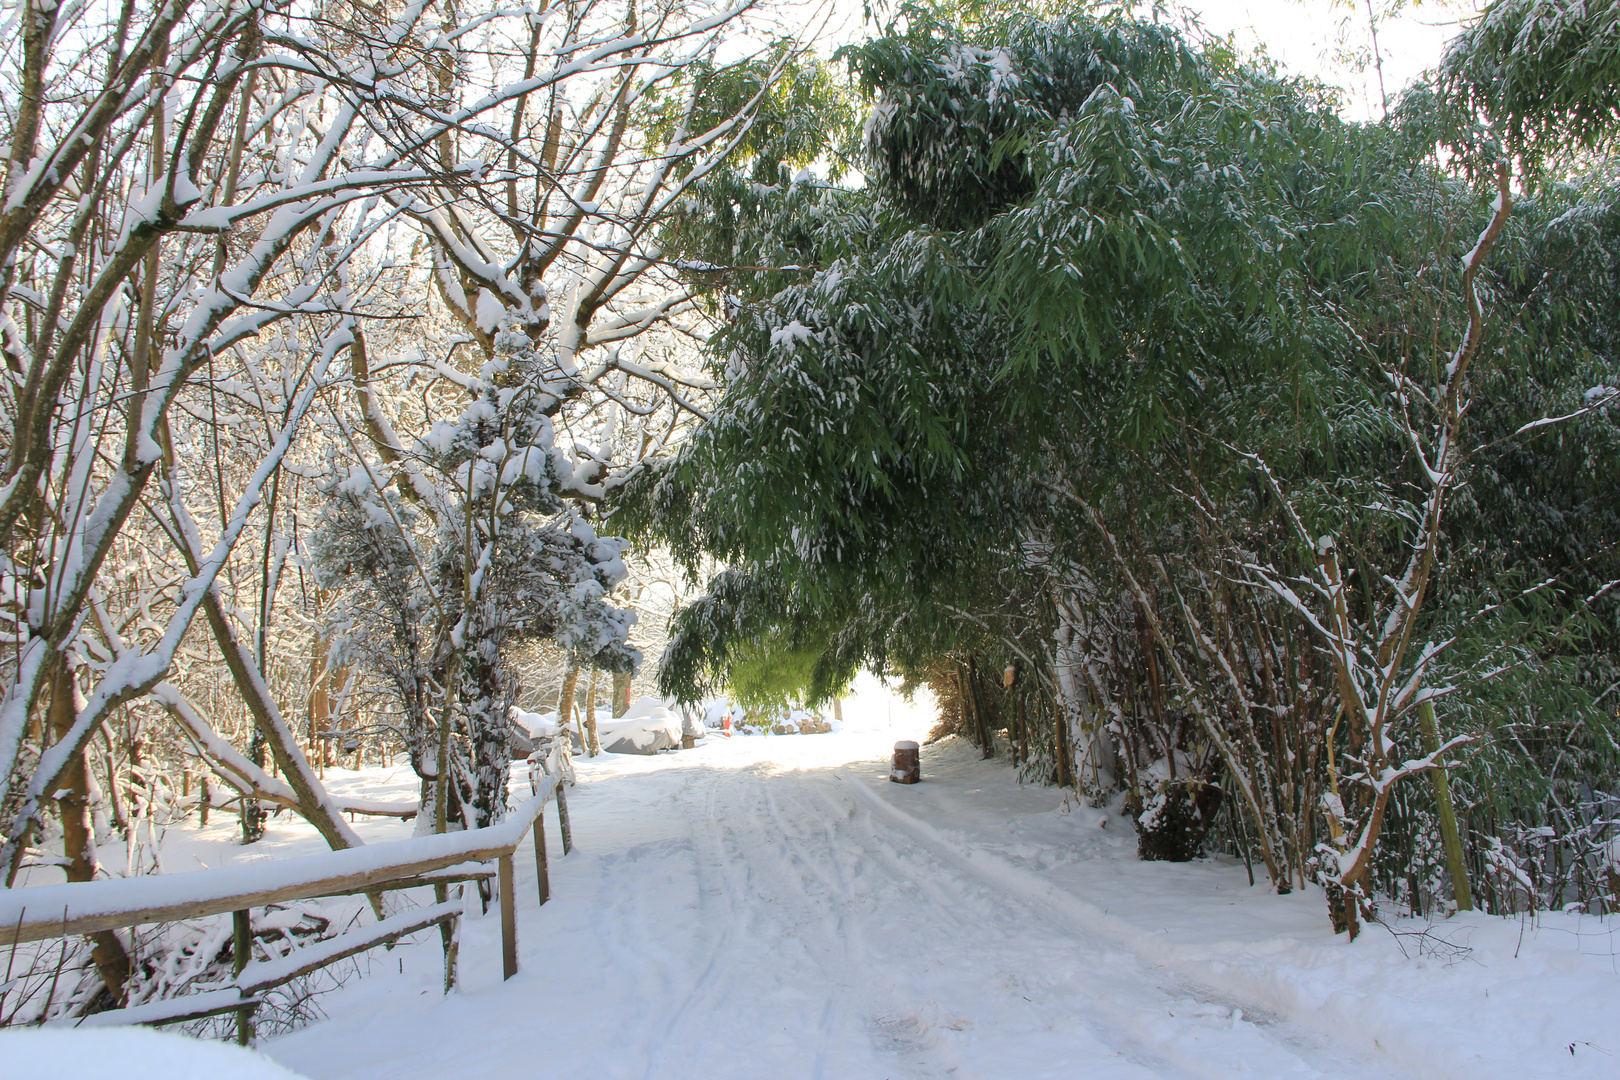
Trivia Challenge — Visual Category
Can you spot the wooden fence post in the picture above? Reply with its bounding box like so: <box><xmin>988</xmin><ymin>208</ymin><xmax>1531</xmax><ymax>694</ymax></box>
<box><xmin>232</xmin><ymin>909</ymin><xmax>254</xmax><ymax>1045</ymax></box>
<box><xmin>498</xmin><ymin>854</ymin><xmax>517</xmax><ymax>980</ymax></box>
<box><xmin>440</xmin><ymin>895</ymin><xmax>459</xmax><ymax>994</ymax></box>
<box><xmin>555</xmin><ymin>783</ymin><xmax>573</xmax><ymax>856</ymax></box>
<box><xmin>533</xmin><ymin>809</ymin><xmax>550</xmax><ymax>906</ymax></box>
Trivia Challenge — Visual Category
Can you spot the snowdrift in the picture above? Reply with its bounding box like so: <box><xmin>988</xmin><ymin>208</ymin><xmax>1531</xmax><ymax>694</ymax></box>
<box><xmin>3</xmin><ymin>1027</ymin><xmax>310</xmax><ymax>1080</ymax></box>
<box><xmin>596</xmin><ymin>698</ymin><xmax>682</xmax><ymax>754</ymax></box>
<box><xmin>512</xmin><ymin>701</ymin><xmax>685</xmax><ymax>755</ymax></box>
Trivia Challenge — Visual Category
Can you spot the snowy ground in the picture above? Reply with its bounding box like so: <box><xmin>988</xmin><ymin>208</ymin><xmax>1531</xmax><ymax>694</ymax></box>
<box><xmin>238</xmin><ymin>683</ymin><xmax>1616</xmax><ymax>1080</ymax></box>
<box><xmin>10</xmin><ymin>679</ymin><xmax>1616</xmax><ymax>1078</ymax></box>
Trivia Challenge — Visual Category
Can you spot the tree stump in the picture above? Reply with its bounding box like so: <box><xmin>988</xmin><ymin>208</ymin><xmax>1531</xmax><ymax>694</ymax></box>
<box><xmin>890</xmin><ymin>741</ymin><xmax>920</xmax><ymax>784</ymax></box>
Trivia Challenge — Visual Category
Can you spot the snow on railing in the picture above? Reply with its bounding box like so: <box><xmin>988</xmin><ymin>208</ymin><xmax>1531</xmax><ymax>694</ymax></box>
<box><xmin>0</xmin><ymin>772</ymin><xmax>558</xmax><ymax>944</ymax></box>
<box><xmin>4</xmin><ymin>745</ymin><xmax>574</xmax><ymax>1041</ymax></box>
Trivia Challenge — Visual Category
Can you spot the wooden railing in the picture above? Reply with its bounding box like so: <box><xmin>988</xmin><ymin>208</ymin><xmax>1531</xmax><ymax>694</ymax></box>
<box><xmin>1</xmin><ymin>747</ymin><xmax>574</xmax><ymax>1040</ymax></box>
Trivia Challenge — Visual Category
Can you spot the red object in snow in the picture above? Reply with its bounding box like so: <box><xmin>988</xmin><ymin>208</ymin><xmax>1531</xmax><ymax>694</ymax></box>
<box><xmin>890</xmin><ymin>741</ymin><xmax>920</xmax><ymax>784</ymax></box>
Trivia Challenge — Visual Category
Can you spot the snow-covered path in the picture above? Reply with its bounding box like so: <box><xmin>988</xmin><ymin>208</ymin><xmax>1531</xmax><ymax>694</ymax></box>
<box><xmin>570</xmin><ymin>749</ymin><xmax>1399</xmax><ymax>1080</ymax></box>
<box><xmin>265</xmin><ymin>730</ymin><xmax>1418</xmax><ymax>1080</ymax></box>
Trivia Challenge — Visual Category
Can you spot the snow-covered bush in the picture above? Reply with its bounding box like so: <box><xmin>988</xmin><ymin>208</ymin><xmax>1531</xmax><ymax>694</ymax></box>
<box><xmin>313</xmin><ymin>366</ymin><xmax>641</xmax><ymax>829</ymax></box>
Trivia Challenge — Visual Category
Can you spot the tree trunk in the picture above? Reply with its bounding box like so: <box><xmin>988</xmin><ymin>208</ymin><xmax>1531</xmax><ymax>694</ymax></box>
<box><xmin>1053</xmin><ymin>693</ymin><xmax>1073</xmax><ymax>788</ymax></box>
<box><xmin>967</xmin><ymin>656</ymin><xmax>995</xmax><ymax>759</ymax></box>
<box><xmin>1014</xmin><ymin>689</ymin><xmax>1028</xmax><ymax>765</ymax></box>
<box><xmin>53</xmin><ymin>669</ymin><xmax>97</xmax><ymax>887</ymax></box>
<box><xmin>955</xmin><ymin>663</ymin><xmax>976</xmax><ymax>746</ymax></box>
<box><xmin>242</xmin><ymin>730</ymin><xmax>267</xmax><ymax>845</ymax></box>
<box><xmin>309</xmin><ymin>614</ymin><xmax>341</xmax><ymax>769</ymax></box>
<box><xmin>584</xmin><ymin>668</ymin><xmax>601</xmax><ymax>756</ymax></box>
<box><xmin>611</xmin><ymin>670</ymin><xmax>632</xmax><ymax>718</ymax></box>
<box><xmin>199</xmin><ymin>589</ymin><xmax>359</xmax><ymax>850</ymax></box>
<box><xmin>50</xmin><ymin>661</ymin><xmax>131</xmax><ymax>1001</ymax></box>
<box><xmin>557</xmin><ymin>661</ymin><xmax>580</xmax><ymax>748</ymax></box>
<box><xmin>462</xmin><ymin>639</ymin><xmax>512</xmax><ymax>831</ymax></box>
<box><xmin>1419</xmin><ymin>701</ymin><xmax>1473</xmax><ymax>911</ymax></box>
<box><xmin>311</xmin><ymin>661</ymin><xmax>330</xmax><ymax>771</ymax></box>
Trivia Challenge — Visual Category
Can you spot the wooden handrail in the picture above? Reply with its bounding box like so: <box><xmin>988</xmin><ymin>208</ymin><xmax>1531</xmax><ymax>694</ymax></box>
<box><xmin>5</xmin><ymin>742</ymin><xmax>574</xmax><ymax>1038</ymax></box>
<box><xmin>235</xmin><ymin>900</ymin><xmax>464</xmax><ymax>994</ymax></box>
<box><xmin>53</xmin><ymin>902</ymin><xmax>463</xmax><ymax>1031</ymax></box>
<box><xmin>0</xmin><ymin>772</ymin><xmax>559</xmax><ymax>946</ymax></box>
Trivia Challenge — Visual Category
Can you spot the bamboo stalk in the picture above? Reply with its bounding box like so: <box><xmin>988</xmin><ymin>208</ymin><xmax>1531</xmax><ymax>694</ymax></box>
<box><xmin>1418</xmin><ymin>700</ymin><xmax>1474</xmax><ymax>912</ymax></box>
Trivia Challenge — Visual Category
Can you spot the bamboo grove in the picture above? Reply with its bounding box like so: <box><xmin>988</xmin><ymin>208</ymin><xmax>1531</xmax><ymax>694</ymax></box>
<box><xmin>625</xmin><ymin>1</ymin><xmax>1620</xmax><ymax>936</ymax></box>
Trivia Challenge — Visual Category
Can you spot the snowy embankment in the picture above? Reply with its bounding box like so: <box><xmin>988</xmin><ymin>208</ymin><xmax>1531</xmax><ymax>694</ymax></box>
<box><xmin>7</xmin><ymin>693</ymin><xmax>1615</xmax><ymax>1079</ymax></box>
<box><xmin>6</xmin><ymin>1027</ymin><xmax>306</xmax><ymax>1078</ymax></box>
<box><xmin>843</xmin><ymin>742</ymin><xmax>1620</xmax><ymax>1080</ymax></box>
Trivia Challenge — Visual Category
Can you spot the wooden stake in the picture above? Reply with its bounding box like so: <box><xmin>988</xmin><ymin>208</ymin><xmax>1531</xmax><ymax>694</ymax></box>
<box><xmin>498</xmin><ymin>854</ymin><xmax>517</xmax><ymax>980</ymax></box>
<box><xmin>232</xmin><ymin>909</ymin><xmax>254</xmax><ymax>1045</ymax></box>
<box><xmin>555</xmin><ymin>782</ymin><xmax>572</xmax><ymax>856</ymax></box>
<box><xmin>533</xmin><ymin>809</ymin><xmax>550</xmax><ymax>905</ymax></box>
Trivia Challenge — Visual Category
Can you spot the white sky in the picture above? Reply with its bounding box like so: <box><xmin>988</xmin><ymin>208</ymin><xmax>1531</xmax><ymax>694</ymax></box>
<box><xmin>807</xmin><ymin>0</ymin><xmax>1482</xmax><ymax>122</ymax></box>
<box><xmin>1174</xmin><ymin>0</ymin><xmax>1478</xmax><ymax>118</ymax></box>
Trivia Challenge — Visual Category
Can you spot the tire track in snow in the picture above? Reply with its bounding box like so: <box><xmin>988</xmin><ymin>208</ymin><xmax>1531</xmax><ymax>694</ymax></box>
<box><xmin>803</xmin><ymin>777</ymin><xmax>1223</xmax><ymax>1079</ymax></box>
<box><xmin>759</xmin><ymin>771</ymin><xmax>995</xmax><ymax>1079</ymax></box>
<box><xmin>757</xmin><ymin>773</ymin><xmax>873</xmax><ymax>1079</ymax></box>
<box><xmin>629</xmin><ymin>762</ymin><xmax>895</xmax><ymax>1079</ymax></box>
<box><xmin>773</xmin><ymin>773</ymin><xmax>1008</xmax><ymax>1079</ymax></box>
<box><xmin>614</xmin><ymin>759</ymin><xmax>1311</xmax><ymax>1079</ymax></box>
<box><xmin>627</xmin><ymin>767</ymin><xmax>763</xmax><ymax>1079</ymax></box>
<box><xmin>719</xmin><ymin>769</ymin><xmax>1184</xmax><ymax>1077</ymax></box>
<box><xmin>836</xmin><ymin>771</ymin><xmax>1414</xmax><ymax>1080</ymax></box>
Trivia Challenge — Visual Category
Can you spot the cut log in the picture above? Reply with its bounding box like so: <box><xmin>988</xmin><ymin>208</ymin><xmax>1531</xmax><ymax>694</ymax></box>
<box><xmin>890</xmin><ymin>741</ymin><xmax>920</xmax><ymax>784</ymax></box>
